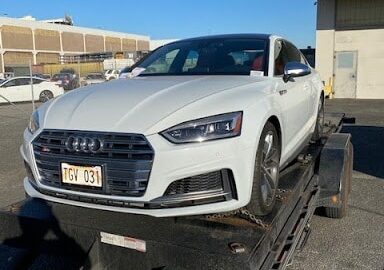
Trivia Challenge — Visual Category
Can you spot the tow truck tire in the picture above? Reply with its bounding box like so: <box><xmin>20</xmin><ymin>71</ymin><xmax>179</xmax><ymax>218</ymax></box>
<box><xmin>246</xmin><ymin>122</ymin><xmax>281</xmax><ymax>216</ymax></box>
<box><xmin>311</xmin><ymin>95</ymin><xmax>324</xmax><ymax>142</ymax></box>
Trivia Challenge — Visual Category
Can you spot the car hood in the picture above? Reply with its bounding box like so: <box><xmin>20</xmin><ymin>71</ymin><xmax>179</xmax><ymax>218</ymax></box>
<box><xmin>41</xmin><ymin>76</ymin><xmax>267</xmax><ymax>134</ymax></box>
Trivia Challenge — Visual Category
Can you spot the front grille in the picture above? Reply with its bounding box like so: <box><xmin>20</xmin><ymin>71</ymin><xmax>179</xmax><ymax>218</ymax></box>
<box><xmin>32</xmin><ymin>130</ymin><xmax>154</xmax><ymax>197</ymax></box>
<box><xmin>164</xmin><ymin>171</ymin><xmax>225</xmax><ymax>195</ymax></box>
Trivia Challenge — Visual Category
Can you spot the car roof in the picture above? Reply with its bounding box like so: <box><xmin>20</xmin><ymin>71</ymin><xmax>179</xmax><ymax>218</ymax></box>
<box><xmin>170</xmin><ymin>33</ymin><xmax>272</xmax><ymax>44</ymax></box>
<box><xmin>6</xmin><ymin>76</ymin><xmax>44</xmax><ymax>80</ymax></box>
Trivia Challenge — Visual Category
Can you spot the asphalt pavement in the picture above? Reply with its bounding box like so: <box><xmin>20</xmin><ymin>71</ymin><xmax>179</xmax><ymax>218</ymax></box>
<box><xmin>0</xmin><ymin>99</ymin><xmax>383</xmax><ymax>270</ymax></box>
<box><xmin>291</xmin><ymin>99</ymin><xmax>384</xmax><ymax>270</ymax></box>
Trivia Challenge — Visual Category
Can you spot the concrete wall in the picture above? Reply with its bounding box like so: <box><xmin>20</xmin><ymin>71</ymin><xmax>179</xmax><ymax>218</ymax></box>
<box><xmin>317</xmin><ymin>28</ymin><xmax>384</xmax><ymax>99</ymax></box>
<box><xmin>137</xmin><ymin>40</ymin><xmax>150</xmax><ymax>51</ymax></box>
<box><xmin>315</xmin><ymin>30</ymin><xmax>335</xmax><ymax>87</ymax></box>
<box><xmin>62</xmin><ymin>32</ymin><xmax>84</xmax><ymax>52</ymax></box>
<box><xmin>334</xmin><ymin>29</ymin><xmax>384</xmax><ymax>98</ymax></box>
<box><xmin>1</xmin><ymin>25</ymin><xmax>33</xmax><ymax>50</ymax></box>
<box><xmin>36</xmin><ymin>52</ymin><xmax>60</xmax><ymax>64</ymax></box>
<box><xmin>0</xmin><ymin>16</ymin><xmax>150</xmax><ymax>73</ymax></box>
<box><xmin>85</xmin><ymin>34</ymin><xmax>104</xmax><ymax>53</ymax></box>
<box><xmin>316</xmin><ymin>0</ymin><xmax>384</xmax><ymax>99</ymax></box>
<box><xmin>122</xmin><ymin>38</ymin><xmax>136</xmax><ymax>51</ymax></box>
<box><xmin>105</xmin><ymin>36</ymin><xmax>121</xmax><ymax>52</ymax></box>
<box><xmin>3</xmin><ymin>51</ymin><xmax>33</xmax><ymax>65</ymax></box>
<box><xmin>34</xmin><ymin>29</ymin><xmax>61</xmax><ymax>51</ymax></box>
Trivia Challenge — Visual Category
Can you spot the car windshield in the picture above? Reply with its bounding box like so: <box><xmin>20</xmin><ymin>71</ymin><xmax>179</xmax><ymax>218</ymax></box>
<box><xmin>136</xmin><ymin>38</ymin><xmax>267</xmax><ymax>76</ymax></box>
<box><xmin>120</xmin><ymin>66</ymin><xmax>131</xmax><ymax>74</ymax></box>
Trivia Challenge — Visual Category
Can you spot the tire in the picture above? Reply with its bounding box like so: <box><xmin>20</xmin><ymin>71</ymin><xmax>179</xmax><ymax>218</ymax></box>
<box><xmin>39</xmin><ymin>90</ymin><xmax>54</xmax><ymax>103</ymax></box>
<box><xmin>246</xmin><ymin>122</ymin><xmax>281</xmax><ymax>216</ymax></box>
<box><xmin>311</xmin><ymin>95</ymin><xmax>324</xmax><ymax>142</ymax></box>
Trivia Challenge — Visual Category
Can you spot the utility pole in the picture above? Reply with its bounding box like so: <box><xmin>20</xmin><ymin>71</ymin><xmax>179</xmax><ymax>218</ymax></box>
<box><xmin>29</xmin><ymin>60</ymin><xmax>35</xmax><ymax>111</ymax></box>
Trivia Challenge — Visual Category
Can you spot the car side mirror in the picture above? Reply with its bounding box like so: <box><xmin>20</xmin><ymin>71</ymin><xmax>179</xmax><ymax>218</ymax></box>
<box><xmin>283</xmin><ymin>62</ymin><xmax>311</xmax><ymax>83</ymax></box>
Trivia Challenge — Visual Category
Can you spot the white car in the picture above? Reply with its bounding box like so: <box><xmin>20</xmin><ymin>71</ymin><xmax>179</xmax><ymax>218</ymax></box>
<box><xmin>0</xmin><ymin>76</ymin><xmax>64</xmax><ymax>103</ymax></box>
<box><xmin>104</xmin><ymin>69</ymin><xmax>120</xmax><ymax>81</ymax></box>
<box><xmin>83</xmin><ymin>73</ymin><xmax>105</xmax><ymax>86</ymax></box>
<box><xmin>118</xmin><ymin>66</ymin><xmax>133</xmax><ymax>79</ymax></box>
<box><xmin>21</xmin><ymin>34</ymin><xmax>324</xmax><ymax>217</ymax></box>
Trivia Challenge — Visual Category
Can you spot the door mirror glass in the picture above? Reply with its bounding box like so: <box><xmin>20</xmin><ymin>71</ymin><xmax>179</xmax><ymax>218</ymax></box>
<box><xmin>283</xmin><ymin>62</ymin><xmax>311</xmax><ymax>83</ymax></box>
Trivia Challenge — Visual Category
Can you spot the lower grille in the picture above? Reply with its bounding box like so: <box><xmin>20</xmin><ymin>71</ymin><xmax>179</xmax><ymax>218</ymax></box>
<box><xmin>32</xmin><ymin>130</ymin><xmax>154</xmax><ymax>197</ymax></box>
<box><xmin>28</xmin><ymin>169</ymin><xmax>237</xmax><ymax>209</ymax></box>
<box><xmin>165</xmin><ymin>171</ymin><xmax>223</xmax><ymax>195</ymax></box>
<box><xmin>164</xmin><ymin>169</ymin><xmax>237</xmax><ymax>200</ymax></box>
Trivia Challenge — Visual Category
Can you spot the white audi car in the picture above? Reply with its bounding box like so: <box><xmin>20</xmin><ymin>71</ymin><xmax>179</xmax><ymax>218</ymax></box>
<box><xmin>0</xmin><ymin>76</ymin><xmax>64</xmax><ymax>104</ymax></box>
<box><xmin>21</xmin><ymin>34</ymin><xmax>324</xmax><ymax>217</ymax></box>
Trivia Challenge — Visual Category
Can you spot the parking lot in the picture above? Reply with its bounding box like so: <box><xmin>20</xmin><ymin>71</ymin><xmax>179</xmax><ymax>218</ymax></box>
<box><xmin>0</xmin><ymin>99</ymin><xmax>383</xmax><ymax>269</ymax></box>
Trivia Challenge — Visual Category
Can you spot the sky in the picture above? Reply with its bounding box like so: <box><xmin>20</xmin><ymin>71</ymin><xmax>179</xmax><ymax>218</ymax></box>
<box><xmin>0</xmin><ymin>0</ymin><xmax>317</xmax><ymax>48</ymax></box>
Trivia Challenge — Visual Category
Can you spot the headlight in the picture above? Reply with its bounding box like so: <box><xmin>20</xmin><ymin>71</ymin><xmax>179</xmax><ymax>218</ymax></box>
<box><xmin>28</xmin><ymin>110</ymin><xmax>40</xmax><ymax>134</ymax></box>
<box><xmin>161</xmin><ymin>112</ymin><xmax>243</xmax><ymax>144</ymax></box>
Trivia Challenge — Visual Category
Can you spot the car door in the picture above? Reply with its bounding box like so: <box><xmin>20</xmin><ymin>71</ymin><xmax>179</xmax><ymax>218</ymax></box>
<box><xmin>31</xmin><ymin>78</ymin><xmax>46</xmax><ymax>100</ymax></box>
<box><xmin>284</xmin><ymin>41</ymin><xmax>314</xmax><ymax>128</ymax></box>
<box><xmin>0</xmin><ymin>78</ymin><xmax>23</xmax><ymax>103</ymax></box>
<box><xmin>16</xmin><ymin>78</ymin><xmax>36</xmax><ymax>102</ymax></box>
<box><xmin>273</xmin><ymin>40</ymin><xmax>311</xmax><ymax>159</ymax></box>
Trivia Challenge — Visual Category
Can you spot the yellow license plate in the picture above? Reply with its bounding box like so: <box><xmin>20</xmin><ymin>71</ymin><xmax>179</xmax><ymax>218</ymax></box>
<box><xmin>61</xmin><ymin>163</ymin><xmax>102</xmax><ymax>187</ymax></box>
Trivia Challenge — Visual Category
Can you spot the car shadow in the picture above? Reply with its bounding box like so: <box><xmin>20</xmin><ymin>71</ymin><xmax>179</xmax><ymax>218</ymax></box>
<box><xmin>341</xmin><ymin>125</ymin><xmax>384</xmax><ymax>179</ymax></box>
<box><xmin>2</xmin><ymin>199</ymin><xmax>91</xmax><ymax>270</ymax></box>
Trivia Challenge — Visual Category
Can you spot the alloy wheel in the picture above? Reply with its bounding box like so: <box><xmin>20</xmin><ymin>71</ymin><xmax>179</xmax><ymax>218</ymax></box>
<box><xmin>260</xmin><ymin>132</ymin><xmax>279</xmax><ymax>206</ymax></box>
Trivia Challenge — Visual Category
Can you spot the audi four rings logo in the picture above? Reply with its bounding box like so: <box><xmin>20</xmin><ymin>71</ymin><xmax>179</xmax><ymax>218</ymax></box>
<box><xmin>65</xmin><ymin>136</ymin><xmax>104</xmax><ymax>153</ymax></box>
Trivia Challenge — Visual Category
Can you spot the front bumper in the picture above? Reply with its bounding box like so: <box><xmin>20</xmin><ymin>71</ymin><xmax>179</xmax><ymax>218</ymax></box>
<box><xmin>22</xmin><ymin>129</ymin><xmax>257</xmax><ymax>217</ymax></box>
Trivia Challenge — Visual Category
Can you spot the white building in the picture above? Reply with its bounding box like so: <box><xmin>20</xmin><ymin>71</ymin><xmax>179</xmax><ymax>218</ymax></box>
<box><xmin>0</xmin><ymin>16</ymin><xmax>150</xmax><ymax>75</ymax></box>
<box><xmin>316</xmin><ymin>0</ymin><xmax>384</xmax><ymax>99</ymax></box>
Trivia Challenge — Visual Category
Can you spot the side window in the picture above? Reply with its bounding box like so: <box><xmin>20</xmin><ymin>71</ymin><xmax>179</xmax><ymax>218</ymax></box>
<box><xmin>182</xmin><ymin>50</ymin><xmax>199</xmax><ymax>72</ymax></box>
<box><xmin>285</xmin><ymin>41</ymin><xmax>310</xmax><ymax>68</ymax></box>
<box><xmin>21</xmin><ymin>78</ymin><xmax>32</xmax><ymax>86</ymax></box>
<box><xmin>284</xmin><ymin>42</ymin><xmax>302</xmax><ymax>63</ymax></box>
<box><xmin>300</xmin><ymin>53</ymin><xmax>309</xmax><ymax>66</ymax></box>
<box><xmin>33</xmin><ymin>78</ymin><xmax>44</xmax><ymax>84</ymax></box>
<box><xmin>13</xmin><ymin>79</ymin><xmax>24</xmax><ymax>86</ymax></box>
<box><xmin>274</xmin><ymin>41</ymin><xmax>309</xmax><ymax>76</ymax></box>
<box><xmin>3</xmin><ymin>79</ymin><xmax>16</xmax><ymax>87</ymax></box>
<box><xmin>274</xmin><ymin>40</ymin><xmax>287</xmax><ymax>76</ymax></box>
<box><xmin>142</xmin><ymin>49</ymin><xmax>180</xmax><ymax>74</ymax></box>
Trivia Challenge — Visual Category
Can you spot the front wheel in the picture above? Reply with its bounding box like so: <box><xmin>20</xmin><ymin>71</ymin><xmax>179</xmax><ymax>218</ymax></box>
<box><xmin>39</xmin><ymin>90</ymin><xmax>54</xmax><ymax>103</ymax></box>
<box><xmin>246</xmin><ymin>122</ymin><xmax>281</xmax><ymax>216</ymax></box>
<box><xmin>311</xmin><ymin>96</ymin><xmax>324</xmax><ymax>142</ymax></box>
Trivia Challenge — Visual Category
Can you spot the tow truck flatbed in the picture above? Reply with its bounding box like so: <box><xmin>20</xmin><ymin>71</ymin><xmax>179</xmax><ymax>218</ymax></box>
<box><xmin>0</xmin><ymin>113</ymin><xmax>353</xmax><ymax>270</ymax></box>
